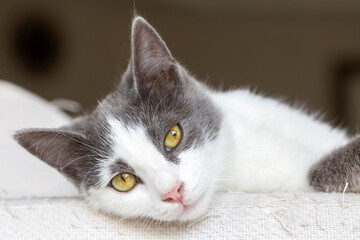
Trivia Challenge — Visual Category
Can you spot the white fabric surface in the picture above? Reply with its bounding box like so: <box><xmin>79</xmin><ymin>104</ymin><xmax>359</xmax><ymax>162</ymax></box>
<box><xmin>0</xmin><ymin>80</ymin><xmax>78</xmax><ymax>198</ymax></box>
<box><xmin>1</xmin><ymin>192</ymin><xmax>360</xmax><ymax>239</ymax></box>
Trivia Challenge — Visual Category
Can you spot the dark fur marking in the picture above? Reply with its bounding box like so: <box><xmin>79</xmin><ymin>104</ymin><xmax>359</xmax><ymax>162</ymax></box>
<box><xmin>309</xmin><ymin>137</ymin><xmax>360</xmax><ymax>192</ymax></box>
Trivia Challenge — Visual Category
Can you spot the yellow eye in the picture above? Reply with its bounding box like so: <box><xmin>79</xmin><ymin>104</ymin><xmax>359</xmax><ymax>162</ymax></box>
<box><xmin>164</xmin><ymin>124</ymin><xmax>181</xmax><ymax>151</ymax></box>
<box><xmin>111</xmin><ymin>173</ymin><xmax>137</xmax><ymax>192</ymax></box>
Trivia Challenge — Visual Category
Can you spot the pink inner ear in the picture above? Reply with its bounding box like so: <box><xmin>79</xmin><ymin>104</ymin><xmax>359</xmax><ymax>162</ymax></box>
<box><xmin>162</xmin><ymin>183</ymin><xmax>183</xmax><ymax>204</ymax></box>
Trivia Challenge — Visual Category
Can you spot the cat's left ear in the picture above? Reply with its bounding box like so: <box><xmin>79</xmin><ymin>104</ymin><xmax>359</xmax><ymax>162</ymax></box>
<box><xmin>14</xmin><ymin>129</ymin><xmax>95</xmax><ymax>185</ymax></box>
<box><xmin>131</xmin><ymin>16</ymin><xmax>179</xmax><ymax>98</ymax></box>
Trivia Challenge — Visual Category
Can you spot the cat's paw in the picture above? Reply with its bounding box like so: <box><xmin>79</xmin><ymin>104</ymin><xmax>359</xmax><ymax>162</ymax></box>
<box><xmin>309</xmin><ymin>136</ymin><xmax>360</xmax><ymax>193</ymax></box>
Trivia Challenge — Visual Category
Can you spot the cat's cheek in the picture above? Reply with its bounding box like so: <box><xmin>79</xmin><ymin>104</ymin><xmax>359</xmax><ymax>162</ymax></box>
<box><xmin>178</xmin><ymin>143</ymin><xmax>224</xmax><ymax>196</ymax></box>
<box><xmin>179</xmin><ymin>193</ymin><xmax>212</xmax><ymax>221</ymax></box>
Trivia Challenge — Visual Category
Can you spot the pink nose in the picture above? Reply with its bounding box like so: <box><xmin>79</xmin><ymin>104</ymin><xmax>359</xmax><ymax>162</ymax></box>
<box><xmin>162</xmin><ymin>184</ymin><xmax>183</xmax><ymax>203</ymax></box>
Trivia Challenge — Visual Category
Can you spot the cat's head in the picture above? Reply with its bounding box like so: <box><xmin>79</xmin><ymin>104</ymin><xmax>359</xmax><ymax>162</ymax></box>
<box><xmin>14</xmin><ymin>16</ymin><xmax>225</xmax><ymax>222</ymax></box>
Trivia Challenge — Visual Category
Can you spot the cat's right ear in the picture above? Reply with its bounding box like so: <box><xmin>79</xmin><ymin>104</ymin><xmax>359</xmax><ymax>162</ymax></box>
<box><xmin>14</xmin><ymin>129</ymin><xmax>95</xmax><ymax>184</ymax></box>
<box><xmin>130</xmin><ymin>16</ymin><xmax>179</xmax><ymax>99</ymax></box>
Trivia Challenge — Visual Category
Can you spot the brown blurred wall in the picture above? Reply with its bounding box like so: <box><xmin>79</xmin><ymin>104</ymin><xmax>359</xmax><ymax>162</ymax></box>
<box><xmin>0</xmin><ymin>0</ymin><xmax>359</xmax><ymax>131</ymax></box>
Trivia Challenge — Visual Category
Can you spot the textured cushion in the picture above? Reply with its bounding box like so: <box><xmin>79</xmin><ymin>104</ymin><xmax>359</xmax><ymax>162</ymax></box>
<box><xmin>1</xmin><ymin>192</ymin><xmax>360</xmax><ymax>239</ymax></box>
<box><xmin>0</xmin><ymin>80</ymin><xmax>78</xmax><ymax>198</ymax></box>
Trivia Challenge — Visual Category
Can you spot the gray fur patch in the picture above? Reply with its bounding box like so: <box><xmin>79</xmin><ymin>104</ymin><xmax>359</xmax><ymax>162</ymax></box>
<box><xmin>100</xmin><ymin>65</ymin><xmax>221</xmax><ymax>164</ymax></box>
<box><xmin>308</xmin><ymin>137</ymin><xmax>360</xmax><ymax>192</ymax></box>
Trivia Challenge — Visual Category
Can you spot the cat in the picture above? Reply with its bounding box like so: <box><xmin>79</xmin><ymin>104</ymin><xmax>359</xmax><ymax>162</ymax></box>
<box><xmin>14</xmin><ymin>16</ymin><xmax>360</xmax><ymax>222</ymax></box>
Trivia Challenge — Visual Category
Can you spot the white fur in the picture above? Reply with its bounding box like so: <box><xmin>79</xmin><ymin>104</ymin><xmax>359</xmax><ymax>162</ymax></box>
<box><xmin>210</xmin><ymin>89</ymin><xmax>349</xmax><ymax>192</ymax></box>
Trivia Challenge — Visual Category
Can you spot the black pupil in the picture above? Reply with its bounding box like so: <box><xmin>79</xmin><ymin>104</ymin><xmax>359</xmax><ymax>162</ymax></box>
<box><xmin>121</xmin><ymin>175</ymin><xmax>126</xmax><ymax>182</ymax></box>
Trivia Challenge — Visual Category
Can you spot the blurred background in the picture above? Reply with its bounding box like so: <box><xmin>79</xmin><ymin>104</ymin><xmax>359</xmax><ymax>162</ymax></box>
<box><xmin>0</xmin><ymin>0</ymin><xmax>359</xmax><ymax>133</ymax></box>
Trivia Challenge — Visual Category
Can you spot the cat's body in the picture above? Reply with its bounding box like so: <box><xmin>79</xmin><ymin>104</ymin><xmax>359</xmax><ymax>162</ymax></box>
<box><xmin>211</xmin><ymin>89</ymin><xmax>348</xmax><ymax>192</ymax></box>
<box><xmin>15</xmin><ymin>16</ymin><xmax>360</xmax><ymax>222</ymax></box>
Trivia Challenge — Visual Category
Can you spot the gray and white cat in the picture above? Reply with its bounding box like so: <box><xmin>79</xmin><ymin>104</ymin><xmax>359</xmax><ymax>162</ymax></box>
<box><xmin>15</xmin><ymin>16</ymin><xmax>360</xmax><ymax>222</ymax></box>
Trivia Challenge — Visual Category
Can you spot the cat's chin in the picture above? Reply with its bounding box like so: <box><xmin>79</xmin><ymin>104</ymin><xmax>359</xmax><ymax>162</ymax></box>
<box><xmin>160</xmin><ymin>192</ymin><xmax>211</xmax><ymax>222</ymax></box>
<box><xmin>146</xmin><ymin>207</ymin><xmax>206</xmax><ymax>223</ymax></box>
<box><xmin>85</xmin><ymin>188</ymin><xmax>211</xmax><ymax>223</ymax></box>
<box><xmin>176</xmin><ymin>205</ymin><xmax>208</xmax><ymax>222</ymax></box>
